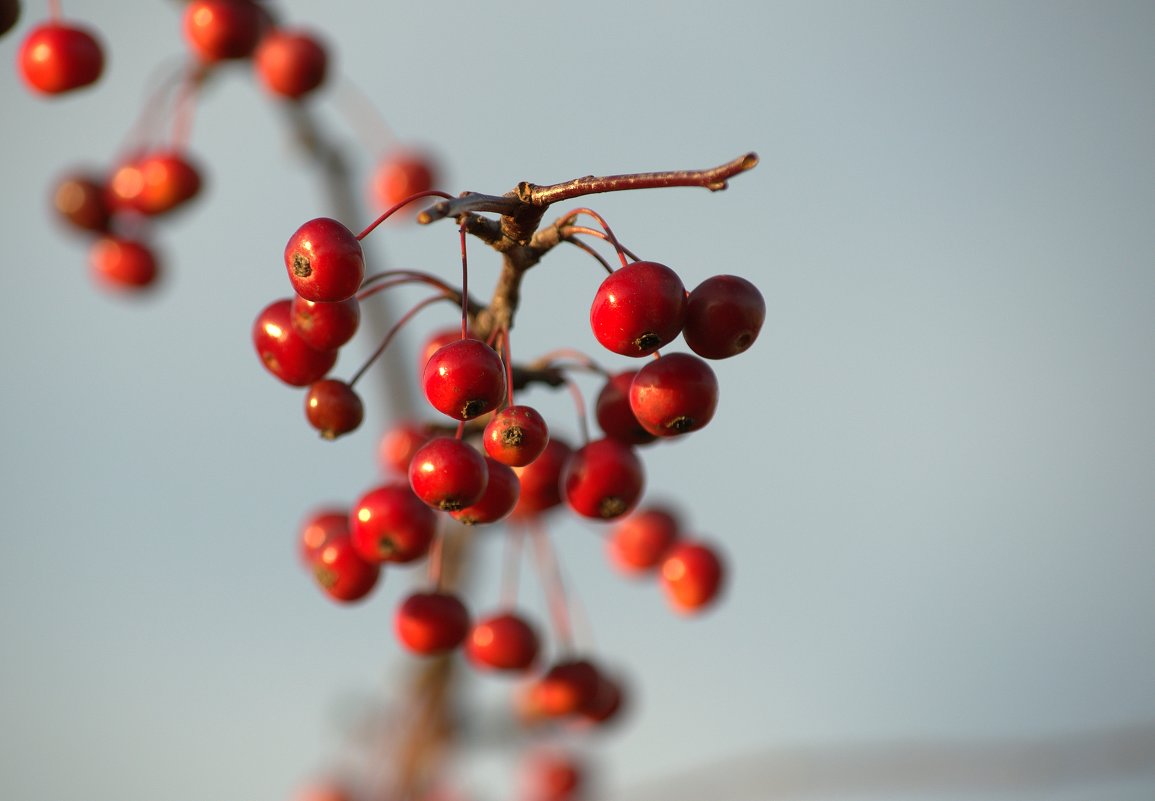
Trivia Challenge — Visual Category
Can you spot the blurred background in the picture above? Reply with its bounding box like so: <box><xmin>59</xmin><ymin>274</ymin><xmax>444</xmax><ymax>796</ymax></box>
<box><xmin>1</xmin><ymin>2</ymin><xmax>1153</xmax><ymax>800</ymax></box>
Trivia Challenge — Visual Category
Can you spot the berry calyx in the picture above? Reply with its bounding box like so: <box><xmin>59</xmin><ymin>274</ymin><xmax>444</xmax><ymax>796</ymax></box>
<box><xmin>422</xmin><ymin>338</ymin><xmax>507</xmax><ymax>421</ymax></box>
<box><xmin>89</xmin><ymin>237</ymin><xmax>160</xmax><ymax>292</ymax></box>
<box><xmin>682</xmin><ymin>274</ymin><xmax>766</xmax><ymax>359</ymax></box>
<box><xmin>562</xmin><ymin>438</ymin><xmax>645</xmax><ymax>521</ymax></box>
<box><xmin>483</xmin><ymin>405</ymin><xmax>550</xmax><ymax>467</ymax></box>
<box><xmin>450</xmin><ymin>458</ymin><xmax>520</xmax><ymax>525</ymax></box>
<box><xmin>465</xmin><ymin>611</ymin><xmax>540</xmax><ymax>672</ymax></box>
<box><xmin>408</xmin><ymin>437</ymin><xmax>489</xmax><ymax>512</ymax></box>
<box><xmin>312</xmin><ymin>534</ymin><xmax>380</xmax><ymax>604</ymax></box>
<box><xmin>595</xmin><ymin>369</ymin><xmax>656</xmax><ymax>446</ymax></box>
<box><xmin>511</xmin><ymin>438</ymin><xmax>572</xmax><ymax>518</ymax></box>
<box><xmin>52</xmin><ymin>172</ymin><xmax>111</xmax><ymax>233</ymax></box>
<box><xmin>255</xmin><ymin>28</ymin><xmax>328</xmax><ymax>99</ymax></box>
<box><xmin>394</xmin><ymin>591</ymin><xmax>471</xmax><ymax>655</ymax></box>
<box><xmin>607</xmin><ymin>506</ymin><xmax>680</xmax><ymax>574</ymax></box>
<box><xmin>290</xmin><ymin>296</ymin><xmax>360</xmax><ymax>351</ymax></box>
<box><xmin>628</xmin><ymin>352</ymin><xmax>719</xmax><ymax>437</ymax></box>
<box><xmin>304</xmin><ymin>379</ymin><xmax>364</xmax><ymax>440</ymax></box>
<box><xmin>284</xmin><ymin>217</ymin><xmax>365</xmax><ymax>303</ymax></box>
<box><xmin>660</xmin><ymin>541</ymin><xmax>725</xmax><ymax>613</ymax></box>
<box><xmin>350</xmin><ymin>482</ymin><xmax>437</xmax><ymax>564</ymax></box>
<box><xmin>18</xmin><ymin>21</ymin><xmax>104</xmax><ymax>95</ymax></box>
<box><xmin>589</xmin><ymin>261</ymin><xmax>687</xmax><ymax>357</ymax></box>
<box><xmin>253</xmin><ymin>298</ymin><xmax>338</xmax><ymax>386</ymax></box>
<box><xmin>182</xmin><ymin>0</ymin><xmax>265</xmax><ymax>62</ymax></box>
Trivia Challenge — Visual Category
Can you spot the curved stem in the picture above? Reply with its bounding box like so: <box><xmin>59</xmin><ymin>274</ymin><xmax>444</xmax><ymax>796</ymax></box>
<box><xmin>348</xmin><ymin>294</ymin><xmax>454</xmax><ymax>388</ymax></box>
<box><xmin>356</xmin><ymin>190</ymin><xmax>456</xmax><ymax>241</ymax></box>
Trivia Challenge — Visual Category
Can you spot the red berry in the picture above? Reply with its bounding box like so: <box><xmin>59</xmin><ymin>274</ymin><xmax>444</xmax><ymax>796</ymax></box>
<box><xmin>89</xmin><ymin>237</ymin><xmax>159</xmax><ymax>292</ymax></box>
<box><xmin>466</xmin><ymin>611</ymin><xmax>540</xmax><ymax>672</ymax></box>
<box><xmin>408</xmin><ymin>437</ymin><xmax>489</xmax><ymax>512</ymax></box>
<box><xmin>607</xmin><ymin>506</ymin><xmax>680</xmax><ymax>574</ymax></box>
<box><xmin>450</xmin><ymin>458</ymin><xmax>520</xmax><ymax>525</ymax></box>
<box><xmin>182</xmin><ymin>0</ymin><xmax>264</xmax><ymax>62</ymax></box>
<box><xmin>483</xmin><ymin>405</ymin><xmax>549</xmax><ymax>467</ymax></box>
<box><xmin>660</xmin><ymin>541</ymin><xmax>725</xmax><ymax>613</ymax></box>
<box><xmin>377</xmin><ymin>420</ymin><xmax>432</xmax><ymax>475</ymax></box>
<box><xmin>628</xmin><ymin>352</ymin><xmax>718</xmax><ymax>437</ymax></box>
<box><xmin>108</xmin><ymin>151</ymin><xmax>203</xmax><ymax>216</ymax></box>
<box><xmin>562</xmin><ymin>438</ymin><xmax>644</xmax><ymax>521</ymax></box>
<box><xmin>313</xmin><ymin>536</ymin><xmax>380</xmax><ymax>604</ymax></box>
<box><xmin>298</xmin><ymin>508</ymin><xmax>348</xmax><ymax>567</ymax></box>
<box><xmin>53</xmin><ymin>172</ymin><xmax>111</xmax><ymax>233</ymax></box>
<box><xmin>589</xmin><ymin>261</ymin><xmax>687</xmax><ymax>357</ymax></box>
<box><xmin>511</xmin><ymin>438</ymin><xmax>572</xmax><ymax>518</ymax></box>
<box><xmin>422</xmin><ymin>338</ymin><xmax>507</xmax><ymax>421</ymax></box>
<box><xmin>521</xmin><ymin>751</ymin><xmax>583</xmax><ymax>801</ymax></box>
<box><xmin>371</xmin><ymin>149</ymin><xmax>437</xmax><ymax>212</ymax></box>
<box><xmin>395</xmin><ymin>591</ymin><xmax>470</xmax><ymax>655</ymax></box>
<box><xmin>255</xmin><ymin>28</ymin><xmax>328</xmax><ymax>99</ymax></box>
<box><xmin>18</xmin><ymin>21</ymin><xmax>104</xmax><ymax>95</ymax></box>
<box><xmin>253</xmin><ymin>298</ymin><xmax>338</xmax><ymax>386</ymax></box>
<box><xmin>284</xmin><ymin>217</ymin><xmax>365</xmax><ymax>303</ymax></box>
<box><xmin>304</xmin><ymin>379</ymin><xmax>364</xmax><ymax>440</ymax></box>
<box><xmin>594</xmin><ymin>369</ymin><xmax>656</xmax><ymax>446</ymax></box>
<box><xmin>527</xmin><ymin>659</ymin><xmax>602</xmax><ymax>718</ymax></box>
<box><xmin>683</xmin><ymin>274</ymin><xmax>765</xmax><ymax>359</ymax></box>
<box><xmin>579</xmin><ymin>671</ymin><xmax>626</xmax><ymax>726</ymax></box>
<box><xmin>350</xmin><ymin>482</ymin><xmax>437</xmax><ymax>564</ymax></box>
<box><xmin>419</xmin><ymin>326</ymin><xmax>474</xmax><ymax>373</ymax></box>
<box><xmin>290</xmin><ymin>296</ymin><xmax>360</xmax><ymax>351</ymax></box>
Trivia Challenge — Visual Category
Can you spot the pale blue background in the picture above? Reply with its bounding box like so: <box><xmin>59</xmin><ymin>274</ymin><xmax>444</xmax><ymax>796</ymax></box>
<box><xmin>1</xmin><ymin>2</ymin><xmax>1154</xmax><ymax>800</ymax></box>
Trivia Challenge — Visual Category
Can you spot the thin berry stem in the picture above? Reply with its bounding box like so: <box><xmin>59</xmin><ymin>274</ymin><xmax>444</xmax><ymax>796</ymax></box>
<box><xmin>501</xmin><ymin>326</ymin><xmax>515</xmax><ymax>408</ymax></box>
<box><xmin>529</xmin><ymin>520</ymin><xmax>574</xmax><ymax>652</ymax></box>
<box><xmin>357</xmin><ymin>269</ymin><xmax>459</xmax><ymax>297</ymax></box>
<box><xmin>566</xmin><ymin>377</ymin><xmax>591</xmax><ymax>447</ymax></box>
<box><xmin>118</xmin><ymin>58</ymin><xmax>192</xmax><ymax>159</ymax></box>
<box><xmin>48</xmin><ymin>0</ymin><xmax>61</xmax><ymax>21</ymax></box>
<box><xmin>427</xmin><ymin>529</ymin><xmax>444</xmax><ymax>590</ymax></box>
<box><xmin>563</xmin><ymin>236</ymin><xmax>616</xmax><ymax>276</ymax></box>
<box><xmin>356</xmin><ymin>190</ymin><xmax>455</xmax><ymax>241</ymax></box>
<box><xmin>170</xmin><ymin>61</ymin><xmax>208</xmax><ymax>150</ymax></box>
<box><xmin>559</xmin><ymin>207</ymin><xmax>633</xmax><ymax>269</ymax></box>
<box><xmin>530</xmin><ymin>348</ymin><xmax>608</xmax><ymax>376</ymax></box>
<box><xmin>347</xmin><ymin>294</ymin><xmax>452</xmax><ymax>388</ymax></box>
<box><xmin>499</xmin><ymin>525</ymin><xmax>524</xmax><ymax>610</ymax></box>
<box><xmin>458</xmin><ymin>222</ymin><xmax>469</xmax><ymax>340</ymax></box>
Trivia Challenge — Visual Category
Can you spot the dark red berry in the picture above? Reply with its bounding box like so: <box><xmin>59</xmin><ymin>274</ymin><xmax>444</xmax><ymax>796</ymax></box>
<box><xmin>312</xmin><ymin>534</ymin><xmax>380</xmax><ymax>604</ymax></box>
<box><xmin>450</xmin><ymin>458</ymin><xmax>520</xmax><ymax>525</ymax></box>
<box><xmin>304</xmin><ymin>379</ymin><xmax>364</xmax><ymax>440</ymax></box>
<box><xmin>589</xmin><ymin>261</ymin><xmax>687</xmax><ymax>357</ymax></box>
<box><xmin>528</xmin><ymin>659</ymin><xmax>602</xmax><ymax>718</ymax></box>
<box><xmin>408</xmin><ymin>437</ymin><xmax>489</xmax><ymax>511</ymax></box>
<box><xmin>89</xmin><ymin>237</ymin><xmax>159</xmax><ymax>292</ymax></box>
<box><xmin>377</xmin><ymin>420</ymin><xmax>432</xmax><ymax>475</ymax></box>
<box><xmin>182</xmin><ymin>0</ymin><xmax>264</xmax><ymax>62</ymax></box>
<box><xmin>350</xmin><ymin>482</ymin><xmax>437</xmax><ymax>564</ymax></box>
<box><xmin>579</xmin><ymin>671</ymin><xmax>626</xmax><ymax>726</ymax></box>
<box><xmin>483</xmin><ymin>405</ymin><xmax>550</xmax><ymax>467</ymax></box>
<box><xmin>298</xmin><ymin>507</ymin><xmax>348</xmax><ymax>567</ymax></box>
<box><xmin>595</xmin><ymin>369</ymin><xmax>656</xmax><ymax>446</ymax></box>
<box><xmin>255</xmin><ymin>28</ymin><xmax>328</xmax><ymax>99</ymax></box>
<box><xmin>108</xmin><ymin>151</ymin><xmax>203</xmax><ymax>216</ymax></box>
<box><xmin>683</xmin><ymin>274</ymin><xmax>765</xmax><ymax>359</ymax></box>
<box><xmin>466</xmin><ymin>611</ymin><xmax>540</xmax><ymax>672</ymax></box>
<box><xmin>511</xmin><ymin>438</ymin><xmax>572</xmax><ymax>518</ymax></box>
<box><xmin>253</xmin><ymin>298</ymin><xmax>338</xmax><ymax>386</ymax></box>
<box><xmin>53</xmin><ymin>172</ymin><xmax>111</xmax><ymax>233</ymax></box>
<box><xmin>562</xmin><ymin>438</ymin><xmax>645</xmax><ymax>521</ymax></box>
<box><xmin>629</xmin><ymin>352</ymin><xmax>718</xmax><ymax>437</ymax></box>
<box><xmin>284</xmin><ymin>217</ymin><xmax>364</xmax><ymax>303</ymax></box>
<box><xmin>371</xmin><ymin>149</ymin><xmax>437</xmax><ymax>213</ymax></box>
<box><xmin>18</xmin><ymin>21</ymin><xmax>104</xmax><ymax>95</ymax></box>
<box><xmin>607</xmin><ymin>506</ymin><xmax>680</xmax><ymax>574</ymax></box>
<box><xmin>661</xmin><ymin>541</ymin><xmax>725</xmax><ymax>613</ymax></box>
<box><xmin>422</xmin><ymin>338</ymin><xmax>507</xmax><ymax>421</ymax></box>
<box><xmin>290</xmin><ymin>296</ymin><xmax>360</xmax><ymax>351</ymax></box>
<box><xmin>395</xmin><ymin>591</ymin><xmax>470</xmax><ymax>655</ymax></box>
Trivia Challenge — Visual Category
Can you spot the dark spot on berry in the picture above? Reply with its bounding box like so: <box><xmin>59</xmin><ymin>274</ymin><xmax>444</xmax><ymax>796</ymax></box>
<box><xmin>292</xmin><ymin>252</ymin><xmax>312</xmax><ymax>278</ymax></box>
<box><xmin>599</xmin><ymin>497</ymin><xmax>628</xmax><ymax>518</ymax></box>
<box><xmin>461</xmin><ymin>399</ymin><xmax>485</xmax><ymax>419</ymax></box>
<box><xmin>634</xmin><ymin>331</ymin><xmax>660</xmax><ymax>351</ymax></box>
<box><xmin>667</xmin><ymin>416</ymin><xmax>695</xmax><ymax>433</ymax></box>
<box><xmin>376</xmin><ymin>537</ymin><xmax>396</xmax><ymax>557</ymax></box>
<box><xmin>734</xmin><ymin>332</ymin><xmax>753</xmax><ymax>351</ymax></box>
<box><xmin>501</xmin><ymin>425</ymin><xmax>525</xmax><ymax>447</ymax></box>
<box><xmin>313</xmin><ymin>565</ymin><xmax>337</xmax><ymax>588</ymax></box>
<box><xmin>438</xmin><ymin>498</ymin><xmax>465</xmax><ymax>512</ymax></box>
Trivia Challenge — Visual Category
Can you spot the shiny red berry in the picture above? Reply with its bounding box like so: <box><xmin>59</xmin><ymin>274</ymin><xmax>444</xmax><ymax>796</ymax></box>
<box><xmin>350</xmin><ymin>482</ymin><xmax>437</xmax><ymax>564</ymax></box>
<box><xmin>589</xmin><ymin>260</ymin><xmax>687</xmax><ymax>357</ymax></box>
<box><xmin>683</xmin><ymin>274</ymin><xmax>765</xmax><ymax>359</ymax></box>
<box><xmin>304</xmin><ymin>379</ymin><xmax>364</xmax><ymax>440</ymax></box>
<box><xmin>18</xmin><ymin>21</ymin><xmax>104</xmax><ymax>95</ymax></box>
<box><xmin>284</xmin><ymin>217</ymin><xmax>364</xmax><ymax>303</ymax></box>
<box><xmin>108</xmin><ymin>151</ymin><xmax>203</xmax><ymax>216</ymax></box>
<box><xmin>629</xmin><ymin>352</ymin><xmax>718</xmax><ymax>437</ymax></box>
<box><xmin>312</xmin><ymin>534</ymin><xmax>380</xmax><ymax>604</ymax></box>
<box><xmin>298</xmin><ymin>507</ymin><xmax>348</xmax><ymax>567</ymax></box>
<box><xmin>182</xmin><ymin>0</ymin><xmax>264</xmax><ymax>62</ymax></box>
<box><xmin>466</xmin><ymin>611</ymin><xmax>540</xmax><ymax>672</ymax></box>
<box><xmin>450</xmin><ymin>458</ymin><xmax>520</xmax><ymax>525</ymax></box>
<box><xmin>422</xmin><ymin>338</ymin><xmax>506</xmax><ymax>421</ymax></box>
<box><xmin>255</xmin><ymin>28</ymin><xmax>328</xmax><ymax>99</ymax></box>
<box><xmin>608</xmin><ymin>506</ymin><xmax>680</xmax><ymax>574</ymax></box>
<box><xmin>290</xmin><ymin>296</ymin><xmax>360</xmax><ymax>351</ymax></box>
<box><xmin>371</xmin><ymin>149</ymin><xmax>437</xmax><ymax>212</ymax></box>
<box><xmin>483</xmin><ymin>405</ymin><xmax>549</xmax><ymax>467</ymax></box>
<box><xmin>511</xmin><ymin>438</ymin><xmax>572</xmax><ymax>518</ymax></box>
<box><xmin>661</xmin><ymin>541</ymin><xmax>725</xmax><ymax>613</ymax></box>
<box><xmin>52</xmin><ymin>172</ymin><xmax>111</xmax><ymax>233</ymax></box>
<box><xmin>89</xmin><ymin>237</ymin><xmax>159</xmax><ymax>292</ymax></box>
<box><xmin>395</xmin><ymin>591</ymin><xmax>470</xmax><ymax>655</ymax></box>
<box><xmin>377</xmin><ymin>421</ymin><xmax>432</xmax><ymax>475</ymax></box>
<box><xmin>253</xmin><ymin>298</ymin><xmax>338</xmax><ymax>386</ymax></box>
<box><xmin>408</xmin><ymin>437</ymin><xmax>489</xmax><ymax>511</ymax></box>
<box><xmin>595</xmin><ymin>369</ymin><xmax>656</xmax><ymax>446</ymax></box>
<box><xmin>562</xmin><ymin>438</ymin><xmax>645</xmax><ymax>520</ymax></box>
